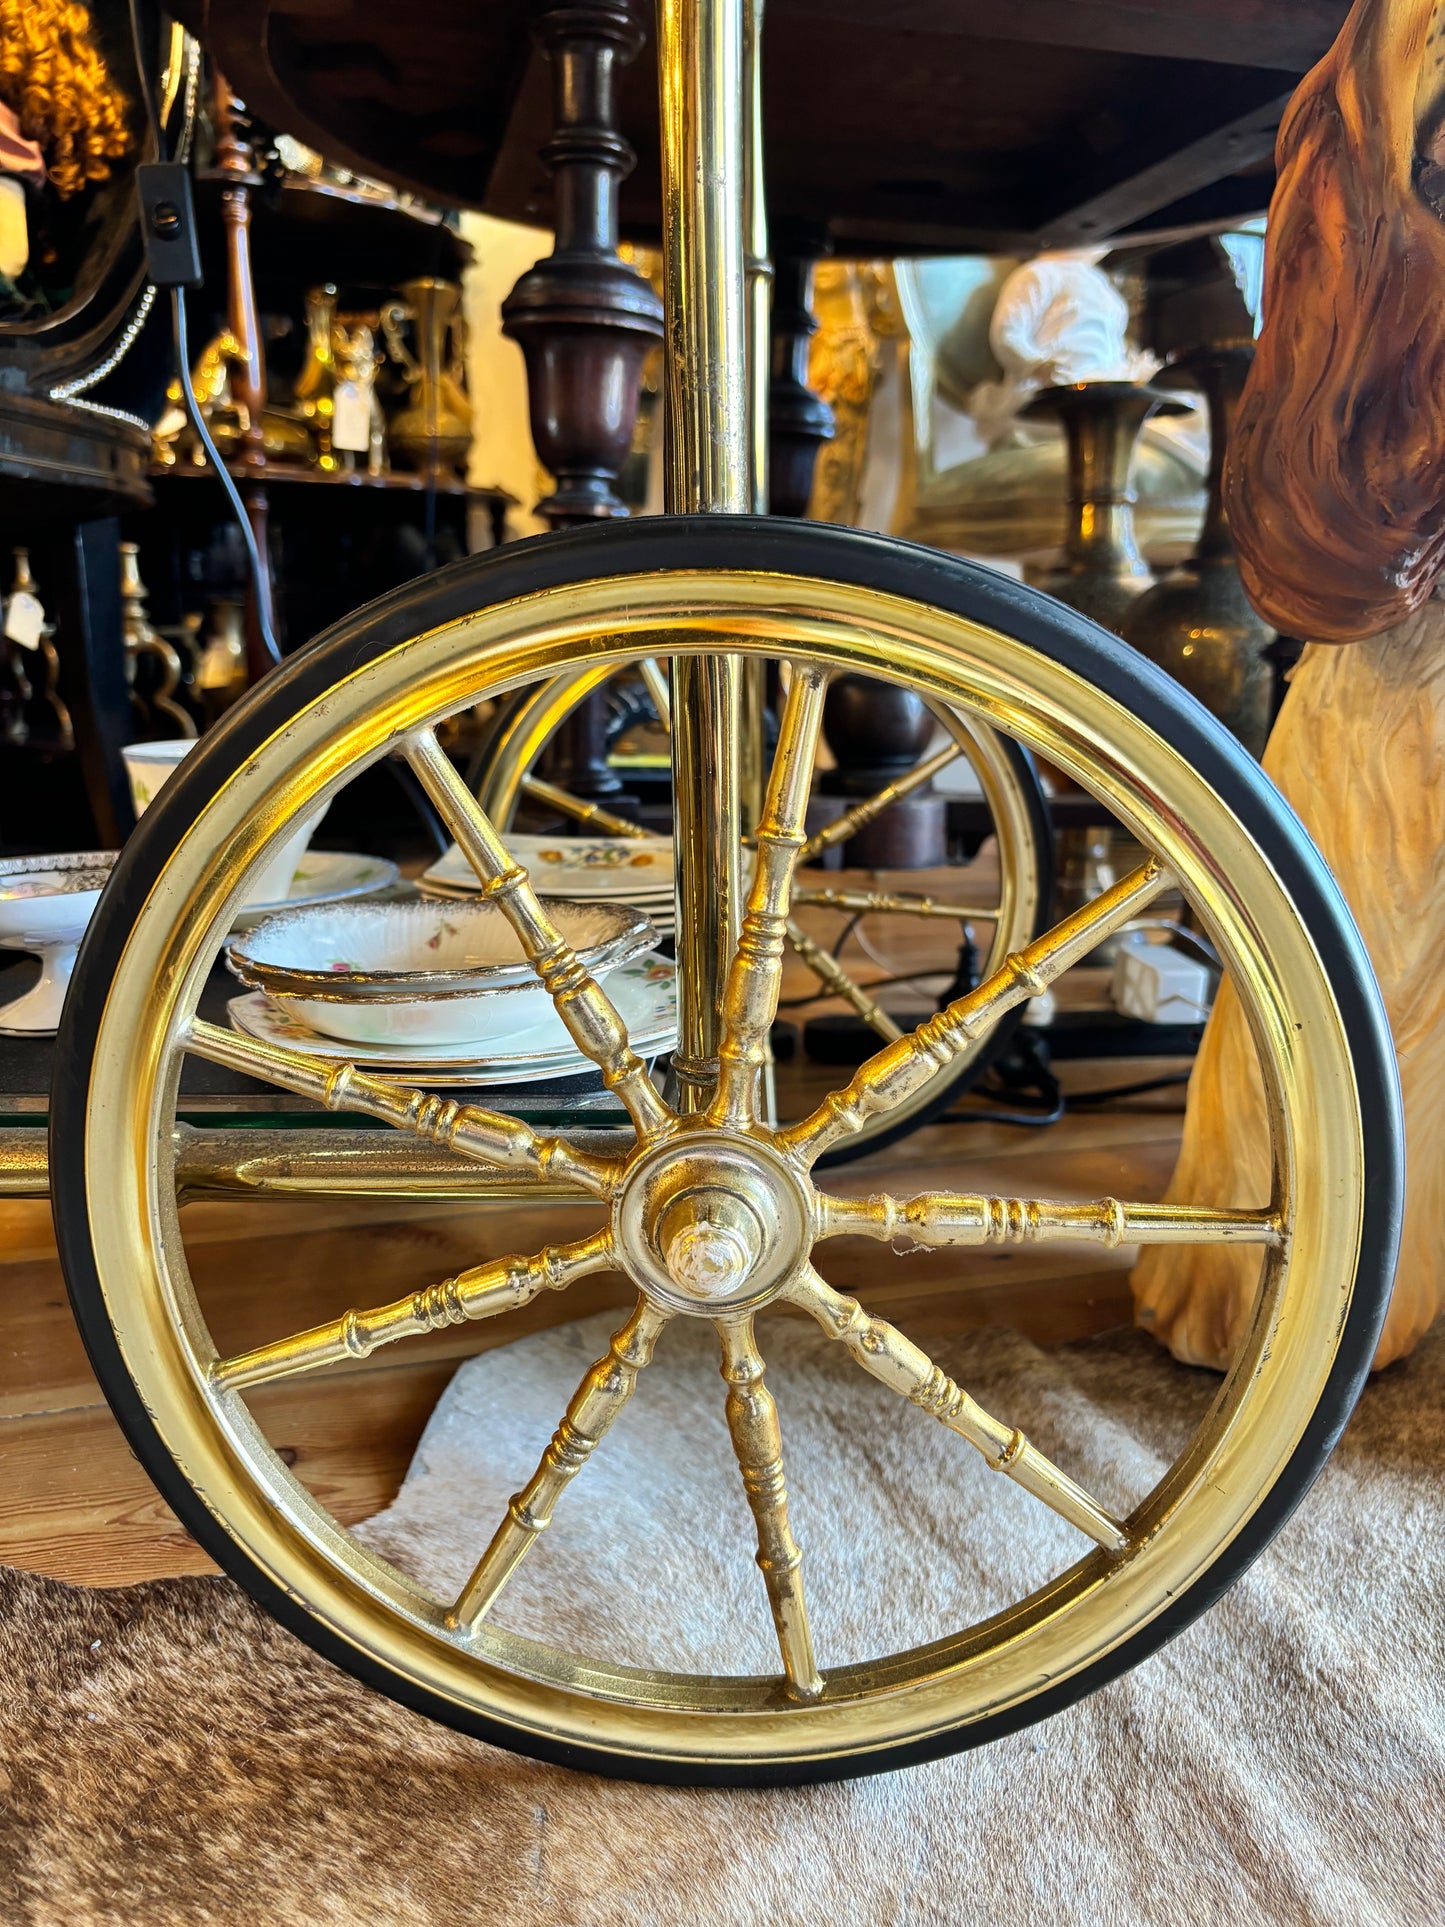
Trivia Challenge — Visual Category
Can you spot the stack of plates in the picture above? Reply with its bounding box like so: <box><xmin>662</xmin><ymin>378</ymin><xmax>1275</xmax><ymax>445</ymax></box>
<box><xmin>226</xmin><ymin>949</ymin><xmax>678</xmax><ymax>1087</ymax></box>
<box><xmin>421</xmin><ymin>834</ymin><xmax>675</xmax><ymax>939</ymax></box>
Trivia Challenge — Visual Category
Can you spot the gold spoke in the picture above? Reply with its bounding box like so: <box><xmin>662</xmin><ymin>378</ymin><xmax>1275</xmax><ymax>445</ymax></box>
<box><xmin>213</xmin><ymin>1232</ymin><xmax>613</xmax><ymax>1393</ymax></box>
<box><xmin>447</xmin><ymin>1296</ymin><xmax>671</xmax><ymax>1634</ymax></box>
<box><xmin>717</xmin><ymin>1316</ymin><xmax>823</xmax><ymax>1701</ymax></box>
<box><xmin>784</xmin><ymin>920</ymin><xmax>904</xmax><ymax>1043</ymax></box>
<box><xmin>792</xmin><ymin>885</ymin><xmax>1000</xmax><ymax>923</ymax></box>
<box><xmin>814</xmin><ymin>1191</ymin><xmax>1283</xmax><ymax>1250</ymax></box>
<box><xmin>405</xmin><ymin>727</ymin><xmax>673</xmax><ymax>1139</ymax></box>
<box><xmin>777</xmin><ymin>860</ymin><xmax>1171</xmax><ymax>1165</ymax></box>
<box><xmin>640</xmin><ymin>656</ymin><xmax>672</xmax><ymax>731</ymax></box>
<box><xmin>710</xmin><ymin>665</ymin><xmax>829</xmax><ymax>1127</ymax></box>
<box><xmin>798</xmin><ymin>740</ymin><xmax>963</xmax><ymax>865</ymax></box>
<box><xmin>520</xmin><ymin>773</ymin><xmax>651</xmax><ymax>840</ymax></box>
<box><xmin>784</xmin><ymin>1267</ymin><xmax>1128</xmax><ymax>1553</ymax></box>
<box><xmin>185</xmin><ymin>1018</ymin><xmax>621</xmax><ymax>1198</ymax></box>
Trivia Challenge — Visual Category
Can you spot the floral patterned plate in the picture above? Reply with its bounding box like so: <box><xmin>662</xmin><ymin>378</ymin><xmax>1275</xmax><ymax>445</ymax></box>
<box><xmin>227</xmin><ymin>895</ymin><xmax>655</xmax><ymax>1046</ymax></box>
<box><xmin>227</xmin><ymin>851</ymin><xmax>403</xmax><ymax>932</ymax></box>
<box><xmin>423</xmin><ymin>832</ymin><xmax>674</xmax><ymax>900</ymax></box>
<box><xmin>225</xmin><ymin>950</ymin><xmax>678</xmax><ymax>1084</ymax></box>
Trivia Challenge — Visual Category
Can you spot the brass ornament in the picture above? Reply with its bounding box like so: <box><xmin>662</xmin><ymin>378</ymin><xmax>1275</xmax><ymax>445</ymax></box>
<box><xmin>1121</xmin><ymin>347</ymin><xmax>1274</xmax><ymax>756</ymax></box>
<box><xmin>805</xmin><ymin>261</ymin><xmax>889</xmax><ymax>527</ymax></box>
<box><xmin>381</xmin><ymin>278</ymin><xmax>472</xmax><ymax>477</ymax></box>
<box><xmin>1025</xmin><ymin>380</ymin><xmax>1172</xmax><ymax>633</ymax></box>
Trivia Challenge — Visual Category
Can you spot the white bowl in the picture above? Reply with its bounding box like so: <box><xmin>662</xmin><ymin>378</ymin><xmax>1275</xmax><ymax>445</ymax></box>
<box><xmin>122</xmin><ymin>738</ymin><xmax>329</xmax><ymax>906</ymax></box>
<box><xmin>226</xmin><ymin>895</ymin><xmax>656</xmax><ymax>1046</ymax></box>
<box><xmin>0</xmin><ymin>851</ymin><xmax>117</xmax><ymax>1033</ymax></box>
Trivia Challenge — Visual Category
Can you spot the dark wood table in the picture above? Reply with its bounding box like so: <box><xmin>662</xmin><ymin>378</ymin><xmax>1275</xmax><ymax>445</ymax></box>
<box><xmin>173</xmin><ymin>0</ymin><xmax>1347</xmax><ymax>251</ymax></box>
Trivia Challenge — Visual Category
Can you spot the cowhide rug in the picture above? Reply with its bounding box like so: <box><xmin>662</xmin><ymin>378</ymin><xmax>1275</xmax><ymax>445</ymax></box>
<box><xmin>0</xmin><ymin>1313</ymin><xmax>1440</xmax><ymax>1927</ymax></box>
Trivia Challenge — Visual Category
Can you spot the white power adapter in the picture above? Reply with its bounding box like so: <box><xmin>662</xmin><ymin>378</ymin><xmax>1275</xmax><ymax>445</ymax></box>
<box><xmin>1111</xmin><ymin>931</ymin><xmax>1214</xmax><ymax>1024</ymax></box>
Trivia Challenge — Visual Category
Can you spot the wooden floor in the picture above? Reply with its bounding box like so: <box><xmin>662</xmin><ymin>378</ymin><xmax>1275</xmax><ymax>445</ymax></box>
<box><xmin>0</xmin><ymin>1069</ymin><xmax>1186</xmax><ymax>1588</ymax></box>
<box><xmin>0</xmin><ymin>848</ymin><xmax>1192</xmax><ymax>1587</ymax></box>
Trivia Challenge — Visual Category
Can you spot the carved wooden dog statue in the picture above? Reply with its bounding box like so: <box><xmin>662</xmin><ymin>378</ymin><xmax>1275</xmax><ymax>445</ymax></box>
<box><xmin>1133</xmin><ymin>0</ymin><xmax>1445</xmax><ymax>1370</ymax></box>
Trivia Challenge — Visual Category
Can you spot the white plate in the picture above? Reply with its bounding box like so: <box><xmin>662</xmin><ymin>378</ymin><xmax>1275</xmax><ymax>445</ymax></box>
<box><xmin>226</xmin><ymin>949</ymin><xmax>678</xmax><ymax>1083</ymax></box>
<box><xmin>415</xmin><ymin>878</ymin><xmax>676</xmax><ymax>944</ymax></box>
<box><xmin>418</xmin><ymin>874</ymin><xmax>672</xmax><ymax>907</ymax></box>
<box><xmin>226</xmin><ymin>994</ymin><xmax>609</xmax><ymax>1086</ymax></box>
<box><xmin>226</xmin><ymin>894</ymin><xmax>654</xmax><ymax>1045</ymax></box>
<box><xmin>228</xmin><ymin>851</ymin><xmax>402</xmax><ymax>931</ymax></box>
<box><xmin>424</xmin><ymin>832</ymin><xmax>674</xmax><ymax>899</ymax></box>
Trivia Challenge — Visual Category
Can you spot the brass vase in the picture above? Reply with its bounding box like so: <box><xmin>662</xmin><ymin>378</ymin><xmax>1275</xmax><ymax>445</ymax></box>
<box><xmin>1026</xmin><ymin>379</ymin><xmax>1171</xmax><ymax>632</ymax></box>
<box><xmin>381</xmin><ymin>277</ymin><xmax>472</xmax><ymax>477</ymax></box>
<box><xmin>294</xmin><ymin>284</ymin><xmax>340</xmax><ymax>469</ymax></box>
<box><xmin>1120</xmin><ymin>346</ymin><xmax>1274</xmax><ymax>757</ymax></box>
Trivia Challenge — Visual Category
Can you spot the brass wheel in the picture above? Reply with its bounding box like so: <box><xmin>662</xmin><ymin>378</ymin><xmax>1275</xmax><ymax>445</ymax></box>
<box><xmin>53</xmin><ymin>519</ymin><xmax>1400</xmax><ymax>1785</ymax></box>
<box><xmin>466</xmin><ymin>657</ymin><xmax>1053</xmax><ymax>1157</ymax></box>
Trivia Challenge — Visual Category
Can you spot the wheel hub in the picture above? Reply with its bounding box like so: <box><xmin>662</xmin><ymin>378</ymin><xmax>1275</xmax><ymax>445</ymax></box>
<box><xmin>612</xmin><ymin>1129</ymin><xmax>813</xmax><ymax>1315</ymax></box>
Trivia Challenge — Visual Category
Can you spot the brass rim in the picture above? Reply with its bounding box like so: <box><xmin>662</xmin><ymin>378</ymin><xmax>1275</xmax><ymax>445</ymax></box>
<box><xmin>470</xmin><ymin>660</ymin><xmax>1047</xmax><ymax>1137</ymax></box>
<box><xmin>81</xmin><ymin>567</ymin><xmax>1365</xmax><ymax>1772</ymax></box>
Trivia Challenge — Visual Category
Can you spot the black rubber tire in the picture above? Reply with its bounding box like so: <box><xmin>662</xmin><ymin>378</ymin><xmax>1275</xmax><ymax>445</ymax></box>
<box><xmin>51</xmin><ymin>517</ymin><xmax>1403</xmax><ymax>1786</ymax></box>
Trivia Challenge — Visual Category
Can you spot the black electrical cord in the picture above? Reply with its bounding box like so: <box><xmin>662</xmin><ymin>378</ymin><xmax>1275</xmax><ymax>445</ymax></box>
<box><xmin>831</xmin><ymin>911</ymin><xmax>863</xmax><ymax>960</ymax></box>
<box><xmin>1067</xmin><ymin>1070</ymin><xmax>1192</xmax><ymax>1105</ymax></box>
<box><xmin>939</xmin><ymin>1092</ymin><xmax>1067</xmax><ymax>1128</ymax></box>
<box><xmin>128</xmin><ymin>0</ymin><xmax>284</xmax><ymax>670</ymax></box>
<box><xmin>125</xmin><ymin>0</ymin><xmax>163</xmax><ymax>154</ymax></box>
<box><xmin>777</xmin><ymin>966</ymin><xmax>957</xmax><ymax>1011</ymax></box>
<box><xmin>941</xmin><ymin>1065</ymin><xmax>1190</xmax><ymax>1127</ymax></box>
<box><xmin>170</xmin><ymin>288</ymin><xmax>284</xmax><ymax>669</ymax></box>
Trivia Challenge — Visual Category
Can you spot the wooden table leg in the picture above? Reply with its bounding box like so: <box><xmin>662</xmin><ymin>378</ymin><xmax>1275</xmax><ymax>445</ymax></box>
<box><xmin>34</xmin><ymin>518</ymin><xmax>134</xmax><ymax>848</ymax></box>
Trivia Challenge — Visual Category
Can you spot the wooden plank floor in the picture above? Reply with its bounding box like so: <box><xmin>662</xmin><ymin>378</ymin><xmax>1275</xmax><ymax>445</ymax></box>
<box><xmin>0</xmin><ymin>848</ymin><xmax>1192</xmax><ymax>1586</ymax></box>
<box><xmin>0</xmin><ymin>1070</ymin><xmax>1186</xmax><ymax>1588</ymax></box>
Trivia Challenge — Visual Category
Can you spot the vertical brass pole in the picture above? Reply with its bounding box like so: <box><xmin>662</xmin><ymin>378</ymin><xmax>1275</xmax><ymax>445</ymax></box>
<box><xmin>740</xmin><ymin>0</ymin><xmax>776</xmax><ymax>1123</ymax></box>
<box><xmin>658</xmin><ymin>0</ymin><xmax>748</xmax><ymax>1110</ymax></box>
<box><xmin>738</xmin><ymin>0</ymin><xmax>770</xmax><ymax>840</ymax></box>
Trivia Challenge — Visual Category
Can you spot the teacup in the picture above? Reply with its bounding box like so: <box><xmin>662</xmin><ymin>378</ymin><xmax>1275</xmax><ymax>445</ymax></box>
<box><xmin>123</xmin><ymin>739</ymin><xmax>329</xmax><ymax>907</ymax></box>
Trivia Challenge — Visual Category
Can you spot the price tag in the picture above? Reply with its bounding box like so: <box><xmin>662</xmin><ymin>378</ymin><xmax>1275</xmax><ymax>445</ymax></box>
<box><xmin>3</xmin><ymin>591</ymin><xmax>44</xmax><ymax>651</ymax></box>
<box><xmin>332</xmin><ymin>380</ymin><xmax>371</xmax><ymax>453</ymax></box>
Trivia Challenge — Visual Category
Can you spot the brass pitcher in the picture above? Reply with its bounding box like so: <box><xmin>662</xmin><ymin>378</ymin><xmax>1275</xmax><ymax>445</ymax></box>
<box><xmin>381</xmin><ymin>277</ymin><xmax>472</xmax><ymax>476</ymax></box>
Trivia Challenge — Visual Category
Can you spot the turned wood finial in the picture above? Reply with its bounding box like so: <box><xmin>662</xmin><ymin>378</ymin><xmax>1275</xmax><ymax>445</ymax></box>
<box><xmin>208</xmin><ymin>69</ymin><xmax>278</xmax><ymax>681</ymax></box>
<box><xmin>209</xmin><ymin>72</ymin><xmax>267</xmax><ymax>478</ymax></box>
<box><xmin>1225</xmin><ymin>0</ymin><xmax>1445</xmax><ymax>642</ymax></box>
<box><xmin>768</xmin><ymin>245</ymin><xmax>835</xmax><ymax>518</ymax></box>
<box><xmin>502</xmin><ymin>0</ymin><xmax>664</xmax><ymax>528</ymax></box>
